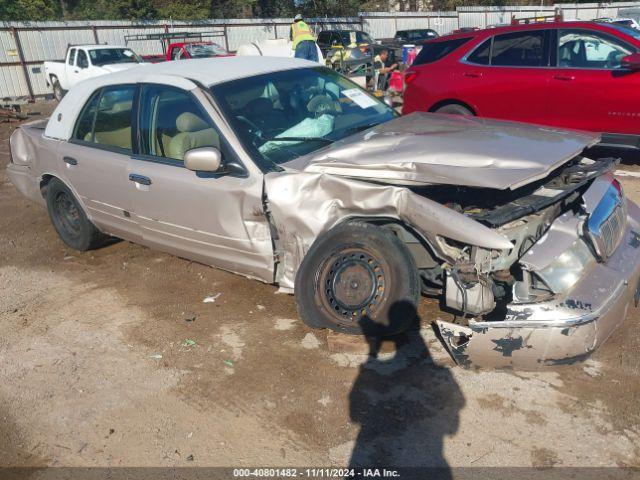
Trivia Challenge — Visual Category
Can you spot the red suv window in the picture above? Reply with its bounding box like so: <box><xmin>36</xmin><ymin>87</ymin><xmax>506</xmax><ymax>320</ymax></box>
<box><xmin>467</xmin><ymin>30</ymin><xmax>548</xmax><ymax>67</ymax></box>
<box><xmin>413</xmin><ymin>37</ymin><xmax>472</xmax><ymax>66</ymax></box>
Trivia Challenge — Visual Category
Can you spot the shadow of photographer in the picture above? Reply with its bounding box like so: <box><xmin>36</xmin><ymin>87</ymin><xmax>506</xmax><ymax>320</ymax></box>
<box><xmin>348</xmin><ymin>301</ymin><xmax>465</xmax><ymax>479</ymax></box>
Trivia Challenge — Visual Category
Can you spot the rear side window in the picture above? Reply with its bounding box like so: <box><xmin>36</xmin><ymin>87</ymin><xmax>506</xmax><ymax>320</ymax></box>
<box><xmin>467</xmin><ymin>38</ymin><xmax>491</xmax><ymax>65</ymax></box>
<box><xmin>413</xmin><ymin>37</ymin><xmax>472</xmax><ymax>66</ymax></box>
<box><xmin>73</xmin><ymin>91</ymin><xmax>100</xmax><ymax>141</ymax></box>
<box><xmin>490</xmin><ymin>31</ymin><xmax>545</xmax><ymax>67</ymax></box>
<box><xmin>68</xmin><ymin>48</ymin><xmax>76</xmax><ymax>65</ymax></box>
<box><xmin>72</xmin><ymin>85</ymin><xmax>135</xmax><ymax>152</ymax></box>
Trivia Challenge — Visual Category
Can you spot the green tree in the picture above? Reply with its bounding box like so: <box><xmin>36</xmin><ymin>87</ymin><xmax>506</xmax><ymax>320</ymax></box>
<box><xmin>0</xmin><ymin>0</ymin><xmax>60</xmax><ymax>20</ymax></box>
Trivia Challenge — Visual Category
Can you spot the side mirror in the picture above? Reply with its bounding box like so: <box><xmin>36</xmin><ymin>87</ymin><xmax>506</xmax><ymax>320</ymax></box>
<box><xmin>184</xmin><ymin>147</ymin><xmax>222</xmax><ymax>172</ymax></box>
<box><xmin>621</xmin><ymin>53</ymin><xmax>640</xmax><ymax>71</ymax></box>
<box><xmin>383</xmin><ymin>95</ymin><xmax>394</xmax><ymax>108</ymax></box>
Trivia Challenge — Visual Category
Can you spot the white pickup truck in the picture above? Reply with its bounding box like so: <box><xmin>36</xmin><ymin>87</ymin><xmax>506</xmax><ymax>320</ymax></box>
<box><xmin>44</xmin><ymin>45</ymin><xmax>144</xmax><ymax>100</ymax></box>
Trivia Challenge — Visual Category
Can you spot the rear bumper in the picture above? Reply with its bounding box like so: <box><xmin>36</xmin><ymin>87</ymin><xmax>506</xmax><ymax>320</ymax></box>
<box><xmin>6</xmin><ymin>163</ymin><xmax>44</xmax><ymax>205</ymax></box>
<box><xmin>438</xmin><ymin>201</ymin><xmax>640</xmax><ymax>369</ymax></box>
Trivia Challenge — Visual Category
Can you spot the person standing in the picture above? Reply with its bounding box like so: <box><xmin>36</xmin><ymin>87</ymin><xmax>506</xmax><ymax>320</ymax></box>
<box><xmin>290</xmin><ymin>14</ymin><xmax>319</xmax><ymax>62</ymax></box>
<box><xmin>373</xmin><ymin>49</ymin><xmax>398</xmax><ymax>90</ymax></box>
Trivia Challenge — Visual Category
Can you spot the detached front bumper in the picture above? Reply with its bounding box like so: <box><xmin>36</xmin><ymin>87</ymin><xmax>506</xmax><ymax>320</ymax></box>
<box><xmin>438</xmin><ymin>201</ymin><xmax>640</xmax><ymax>369</ymax></box>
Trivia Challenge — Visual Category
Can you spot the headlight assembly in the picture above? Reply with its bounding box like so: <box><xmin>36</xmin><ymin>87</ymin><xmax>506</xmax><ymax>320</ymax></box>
<box><xmin>536</xmin><ymin>238</ymin><xmax>595</xmax><ymax>294</ymax></box>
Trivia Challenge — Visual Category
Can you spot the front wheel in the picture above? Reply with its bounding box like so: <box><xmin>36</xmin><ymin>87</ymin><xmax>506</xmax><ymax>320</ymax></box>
<box><xmin>295</xmin><ymin>221</ymin><xmax>420</xmax><ymax>336</ymax></box>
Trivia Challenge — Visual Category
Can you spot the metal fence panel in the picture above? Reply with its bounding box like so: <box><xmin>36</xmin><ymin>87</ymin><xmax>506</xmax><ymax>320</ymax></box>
<box><xmin>3</xmin><ymin>2</ymin><xmax>640</xmax><ymax>100</ymax></box>
<box><xmin>0</xmin><ymin>31</ymin><xmax>17</xmax><ymax>64</ymax></box>
<box><xmin>20</xmin><ymin>28</ymin><xmax>95</xmax><ymax>62</ymax></box>
<box><xmin>362</xmin><ymin>17</ymin><xmax>396</xmax><ymax>39</ymax></box>
<box><xmin>0</xmin><ymin>64</ymin><xmax>28</xmax><ymax>98</ymax></box>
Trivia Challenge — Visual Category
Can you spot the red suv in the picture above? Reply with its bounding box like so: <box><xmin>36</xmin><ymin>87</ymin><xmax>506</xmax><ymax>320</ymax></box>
<box><xmin>403</xmin><ymin>21</ymin><xmax>640</xmax><ymax>150</ymax></box>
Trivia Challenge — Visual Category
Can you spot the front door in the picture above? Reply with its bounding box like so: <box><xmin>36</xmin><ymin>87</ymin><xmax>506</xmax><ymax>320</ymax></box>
<box><xmin>61</xmin><ymin>84</ymin><xmax>139</xmax><ymax>241</ymax></box>
<box><xmin>127</xmin><ymin>84</ymin><xmax>274</xmax><ymax>282</ymax></box>
<box><xmin>68</xmin><ymin>49</ymin><xmax>93</xmax><ymax>89</ymax></box>
<box><xmin>546</xmin><ymin>28</ymin><xmax>640</xmax><ymax>135</ymax></box>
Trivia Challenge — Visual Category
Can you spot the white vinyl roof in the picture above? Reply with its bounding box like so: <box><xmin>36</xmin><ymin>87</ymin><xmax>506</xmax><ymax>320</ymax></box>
<box><xmin>45</xmin><ymin>56</ymin><xmax>317</xmax><ymax>140</ymax></box>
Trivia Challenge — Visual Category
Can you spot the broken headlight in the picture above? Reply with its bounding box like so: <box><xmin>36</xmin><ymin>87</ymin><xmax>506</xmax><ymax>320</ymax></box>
<box><xmin>535</xmin><ymin>238</ymin><xmax>595</xmax><ymax>294</ymax></box>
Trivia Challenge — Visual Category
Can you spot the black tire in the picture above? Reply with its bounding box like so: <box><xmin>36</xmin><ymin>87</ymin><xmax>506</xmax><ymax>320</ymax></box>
<box><xmin>45</xmin><ymin>178</ymin><xmax>106</xmax><ymax>251</ymax></box>
<box><xmin>434</xmin><ymin>103</ymin><xmax>474</xmax><ymax>116</ymax></box>
<box><xmin>295</xmin><ymin>221</ymin><xmax>420</xmax><ymax>336</ymax></box>
<box><xmin>51</xmin><ymin>76</ymin><xmax>65</xmax><ymax>102</ymax></box>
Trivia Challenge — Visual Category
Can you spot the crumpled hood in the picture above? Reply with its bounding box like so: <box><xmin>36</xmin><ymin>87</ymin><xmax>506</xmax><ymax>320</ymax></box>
<box><xmin>286</xmin><ymin>113</ymin><xmax>600</xmax><ymax>190</ymax></box>
<box><xmin>100</xmin><ymin>63</ymin><xmax>143</xmax><ymax>73</ymax></box>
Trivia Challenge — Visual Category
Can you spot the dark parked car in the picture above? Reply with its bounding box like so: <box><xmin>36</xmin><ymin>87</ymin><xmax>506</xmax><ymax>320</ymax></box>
<box><xmin>317</xmin><ymin>30</ymin><xmax>377</xmax><ymax>53</ymax></box>
<box><xmin>390</xmin><ymin>28</ymin><xmax>439</xmax><ymax>45</ymax></box>
<box><xmin>318</xmin><ymin>30</ymin><xmax>397</xmax><ymax>60</ymax></box>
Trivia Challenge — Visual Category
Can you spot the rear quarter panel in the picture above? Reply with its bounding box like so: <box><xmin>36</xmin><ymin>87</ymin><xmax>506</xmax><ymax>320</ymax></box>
<box><xmin>8</xmin><ymin>123</ymin><xmax>83</xmax><ymax>210</ymax></box>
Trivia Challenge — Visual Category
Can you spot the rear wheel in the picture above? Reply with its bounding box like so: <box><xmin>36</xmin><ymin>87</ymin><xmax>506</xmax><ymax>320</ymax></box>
<box><xmin>51</xmin><ymin>76</ymin><xmax>65</xmax><ymax>102</ymax></box>
<box><xmin>295</xmin><ymin>221</ymin><xmax>420</xmax><ymax>336</ymax></box>
<box><xmin>434</xmin><ymin>103</ymin><xmax>474</xmax><ymax>116</ymax></box>
<box><xmin>45</xmin><ymin>178</ymin><xmax>107</xmax><ymax>251</ymax></box>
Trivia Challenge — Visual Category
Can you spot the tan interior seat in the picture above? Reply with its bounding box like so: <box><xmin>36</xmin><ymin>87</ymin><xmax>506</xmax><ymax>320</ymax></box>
<box><xmin>85</xmin><ymin>127</ymin><xmax>132</xmax><ymax>150</ymax></box>
<box><xmin>168</xmin><ymin>112</ymin><xmax>220</xmax><ymax>161</ymax></box>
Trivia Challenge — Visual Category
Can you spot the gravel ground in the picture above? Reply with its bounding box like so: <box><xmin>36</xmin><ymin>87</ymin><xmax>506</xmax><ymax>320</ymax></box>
<box><xmin>1</xmin><ymin>101</ymin><xmax>639</xmax><ymax>474</ymax></box>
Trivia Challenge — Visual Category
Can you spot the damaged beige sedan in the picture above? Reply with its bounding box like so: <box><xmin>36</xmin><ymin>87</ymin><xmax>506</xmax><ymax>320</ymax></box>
<box><xmin>8</xmin><ymin>57</ymin><xmax>640</xmax><ymax>368</ymax></box>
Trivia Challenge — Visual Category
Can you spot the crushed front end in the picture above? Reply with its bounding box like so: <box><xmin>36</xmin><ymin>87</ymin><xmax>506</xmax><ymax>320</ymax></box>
<box><xmin>424</xmin><ymin>157</ymin><xmax>640</xmax><ymax>368</ymax></box>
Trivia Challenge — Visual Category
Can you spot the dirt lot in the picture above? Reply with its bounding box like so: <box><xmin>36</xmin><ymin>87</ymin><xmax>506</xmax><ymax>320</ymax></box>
<box><xmin>1</xmin><ymin>101</ymin><xmax>640</xmax><ymax>474</ymax></box>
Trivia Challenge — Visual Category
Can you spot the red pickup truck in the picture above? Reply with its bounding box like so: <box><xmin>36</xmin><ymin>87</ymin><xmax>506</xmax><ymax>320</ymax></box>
<box><xmin>125</xmin><ymin>32</ymin><xmax>232</xmax><ymax>63</ymax></box>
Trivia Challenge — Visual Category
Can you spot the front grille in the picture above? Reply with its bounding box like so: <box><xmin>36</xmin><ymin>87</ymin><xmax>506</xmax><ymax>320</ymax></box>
<box><xmin>587</xmin><ymin>181</ymin><xmax>626</xmax><ymax>261</ymax></box>
<box><xmin>598</xmin><ymin>203</ymin><xmax>626</xmax><ymax>258</ymax></box>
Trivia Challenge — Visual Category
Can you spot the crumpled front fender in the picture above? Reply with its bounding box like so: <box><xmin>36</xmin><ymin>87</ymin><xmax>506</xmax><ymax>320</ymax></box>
<box><xmin>264</xmin><ymin>171</ymin><xmax>512</xmax><ymax>291</ymax></box>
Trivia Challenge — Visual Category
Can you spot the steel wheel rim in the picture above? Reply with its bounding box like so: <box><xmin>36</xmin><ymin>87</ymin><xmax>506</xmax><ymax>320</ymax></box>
<box><xmin>54</xmin><ymin>191</ymin><xmax>81</xmax><ymax>236</ymax></box>
<box><xmin>318</xmin><ymin>246</ymin><xmax>388</xmax><ymax>324</ymax></box>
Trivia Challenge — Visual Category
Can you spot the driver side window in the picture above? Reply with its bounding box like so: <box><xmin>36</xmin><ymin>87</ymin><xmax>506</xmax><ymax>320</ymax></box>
<box><xmin>77</xmin><ymin>50</ymin><xmax>89</xmax><ymax>69</ymax></box>
<box><xmin>558</xmin><ymin>29</ymin><xmax>633</xmax><ymax>69</ymax></box>
<box><xmin>138</xmin><ymin>84</ymin><xmax>224</xmax><ymax>163</ymax></box>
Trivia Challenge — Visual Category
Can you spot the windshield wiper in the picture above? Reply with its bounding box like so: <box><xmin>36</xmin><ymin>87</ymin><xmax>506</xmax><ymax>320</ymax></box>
<box><xmin>344</xmin><ymin>122</ymin><xmax>380</xmax><ymax>135</ymax></box>
<box><xmin>266</xmin><ymin>136</ymin><xmax>334</xmax><ymax>144</ymax></box>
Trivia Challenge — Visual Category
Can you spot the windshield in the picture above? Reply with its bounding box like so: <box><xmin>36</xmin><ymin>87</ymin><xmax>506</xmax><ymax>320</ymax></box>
<box><xmin>185</xmin><ymin>42</ymin><xmax>228</xmax><ymax>58</ymax></box>
<box><xmin>89</xmin><ymin>48</ymin><xmax>141</xmax><ymax>66</ymax></box>
<box><xmin>605</xmin><ymin>23</ymin><xmax>640</xmax><ymax>39</ymax></box>
<box><xmin>402</xmin><ymin>30</ymin><xmax>435</xmax><ymax>40</ymax></box>
<box><xmin>211</xmin><ymin>67</ymin><xmax>396</xmax><ymax>167</ymax></box>
<box><xmin>340</xmin><ymin>31</ymin><xmax>374</xmax><ymax>45</ymax></box>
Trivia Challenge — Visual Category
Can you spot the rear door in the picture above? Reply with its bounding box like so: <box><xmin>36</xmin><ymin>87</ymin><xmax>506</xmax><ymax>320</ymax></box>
<box><xmin>126</xmin><ymin>84</ymin><xmax>274</xmax><ymax>282</ymax></box>
<box><xmin>545</xmin><ymin>28</ymin><xmax>640</xmax><ymax>134</ymax></box>
<box><xmin>61</xmin><ymin>84</ymin><xmax>139</xmax><ymax>241</ymax></box>
<box><xmin>455</xmin><ymin>29</ymin><xmax>552</xmax><ymax>125</ymax></box>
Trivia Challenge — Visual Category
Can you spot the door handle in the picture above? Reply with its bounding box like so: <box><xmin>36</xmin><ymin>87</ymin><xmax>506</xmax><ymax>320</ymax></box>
<box><xmin>553</xmin><ymin>74</ymin><xmax>575</xmax><ymax>81</ymax></box>
<box><xmin>63</xmin><ymin>156</ymin><xmax>77</xmax><ymax>166</ymax></box>
<box><xmin>463</xmin><ymin>71</ymin><xmax>482</xmax><ymax>78</ymax></box>
<box><xmin>129</xmin><ymin>174</ymin><xmax>152</xmax><ymax>186</ymax></box>
<box><xmin>74</xmin><ymin>70</ymin><xmax>79</xmax><ymax>73</ymax></box>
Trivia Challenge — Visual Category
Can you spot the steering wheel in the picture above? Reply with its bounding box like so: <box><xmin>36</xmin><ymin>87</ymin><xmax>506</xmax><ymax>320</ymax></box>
<box><xmin>236</xmin><ymin>115</ymin><xmax>265</xmax><ymax>147</ymax></box>
<box><xmin>307</xmin><ymin>93</ymin><xmax>342</xmax><ymax>117</ymax></box>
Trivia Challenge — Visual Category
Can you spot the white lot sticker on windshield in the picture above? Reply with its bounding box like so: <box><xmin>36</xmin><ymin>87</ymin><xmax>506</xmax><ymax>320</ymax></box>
<box><xmin>342</xmin><ymin>88</ymin><xmax>378</xmax><ymax>109</ymax></box>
